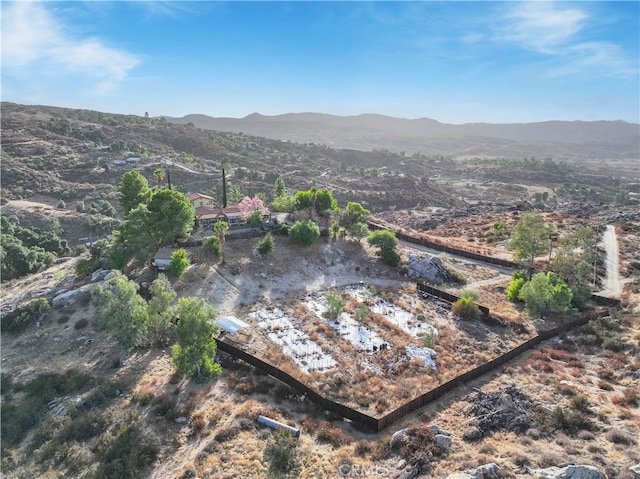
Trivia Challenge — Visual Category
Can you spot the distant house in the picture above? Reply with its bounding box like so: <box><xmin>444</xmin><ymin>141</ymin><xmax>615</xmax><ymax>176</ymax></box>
<box><xmin>152</xmin><ymin>247</ymin><xmax>194</xmax><ymax>270</ymax></box>
<box><xmin>188</xmin><ymin>192</ymin><xmax>215</xmax><ymax>208</ymax></box>
<box><xmin>112</xmin><ymin>159</ymin><xmax>127</xmax><ymax>166</ymax></box>
<box><xmin>126</xmin><ymin>157</ymin><xmax>141</xmax><ymax>164</ymax></box>
<box><xmin>194</xmin><ymin>204</ymin><xmax>270</xmax><ymax>230</ymax></box>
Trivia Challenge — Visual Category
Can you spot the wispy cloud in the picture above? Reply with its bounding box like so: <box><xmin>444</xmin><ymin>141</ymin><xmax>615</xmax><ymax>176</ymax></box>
<box><xmin>500</xmin><ymin>1</ymin><xmax>587</xmax><ymax>54</ymax></box>
<box><xmin>2</xmin><ymin>2</ymin><xmax>139</xmax><ymax>94</ymax></box>
<box><xmin>497</xmin><ymin>1</ymin><xmax>636</xmax><ymax>79</ymax></box>
<box><xmin>546</xmin><ymin>42</ymin><xmax>638</xmax><ymax>80</ymax></box>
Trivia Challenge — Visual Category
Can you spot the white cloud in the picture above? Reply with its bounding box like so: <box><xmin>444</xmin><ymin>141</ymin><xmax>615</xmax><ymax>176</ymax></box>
<box><xmin>2</xmin><ymin>2</ymin><xmax>139</xmax><ymax>93</ymax></box>
<box><xmin>501</xmin><ymin>1</ymin><xmax>587</xmax><ymax>53</ymax></box>
<box><xmin>498</xmin><ymin>1</ymin><xmax>637</xmax><ymax>79</ymax></box>
<box><xmin>546</xmin><ymin>42</ymin><xmax>638</xmax><ymax>80</ymax></box>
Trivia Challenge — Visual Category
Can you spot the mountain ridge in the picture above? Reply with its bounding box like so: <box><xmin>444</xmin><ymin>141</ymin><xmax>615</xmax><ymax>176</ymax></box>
<box><xmin>162</xmin><ymin>111</ymin><xmax>639</xmax><ymax>159</ymax></box>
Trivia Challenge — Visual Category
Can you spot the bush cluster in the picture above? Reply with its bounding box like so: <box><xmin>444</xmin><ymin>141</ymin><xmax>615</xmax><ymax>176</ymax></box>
<box><xmin>1</xmin><ymin>298</ymin><xmax>50</xmax><ymax>334</ymax></box>
<box><xmin>1</xmin><ymin>215</ymin><xmax>70</xmax><ymax>282</ymax></box>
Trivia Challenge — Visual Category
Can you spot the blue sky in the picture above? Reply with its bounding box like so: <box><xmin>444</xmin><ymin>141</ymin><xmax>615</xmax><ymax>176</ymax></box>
<box><xmin>2</xmin><ymin>1</ymin><xmax>638</xmax><ymax>124</ymax></box>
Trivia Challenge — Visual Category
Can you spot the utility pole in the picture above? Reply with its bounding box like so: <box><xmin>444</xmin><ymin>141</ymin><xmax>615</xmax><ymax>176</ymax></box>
<box><xmin>592</xmin><ymin>225</ymin><xmax>599</xmax><ymax>288</ymax></box>
<box><xmin>222</xmin><ymin>168</ymin><xmax>227</xmax><ymax>208</ymax></box>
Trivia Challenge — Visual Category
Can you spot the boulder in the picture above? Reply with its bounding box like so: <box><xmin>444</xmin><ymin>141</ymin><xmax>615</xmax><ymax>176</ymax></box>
<box><xmin>91</xmin><ymin>269</ymin><xmax>111</xmax><ymax>283</ymax></box>
<box><xmin>434</xmin><ymin>433</ymin><xmax>452</xmax><ymax>449</ymax></box>
<box><xmin>406</xmin><ymin>253</ymin><xmax>450</xmax><ymax>283</ymax></box>
<box><xmin>630</xmin><ymin>464</ymin><xmax>640</xmax><ymax>478</ymax></box>
<box><xmin>446</xmin><ymin>463</ymin><xmax>500</xmax><ymax>479</ymax></box>
<box><xmin>52</xmin><ymin>289</ymin><xmax>82</xmax><ymax>308</ymax></box>
<box><xmin>532</xmin><ymin>465</ymin><xmax>606</xmax><ymax>479</ymax></box>
<box><xmin>390</xmin><ymin>428</ymin><xmax>410</xmax><ymax>449</ymax></box>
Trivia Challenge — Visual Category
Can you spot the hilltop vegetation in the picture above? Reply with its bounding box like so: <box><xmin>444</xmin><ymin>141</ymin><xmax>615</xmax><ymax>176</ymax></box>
<box><xmin>1</xmin><ymin>102</ymin><xmax>639</xmax><ymax>478</ymax></box>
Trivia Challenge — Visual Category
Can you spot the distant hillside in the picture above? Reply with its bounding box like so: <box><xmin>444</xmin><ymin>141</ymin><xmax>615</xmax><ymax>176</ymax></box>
<box><xmin>163</xmin><ymin>112</ymin><xmax>640</xmax><ymax>160</ymax></box>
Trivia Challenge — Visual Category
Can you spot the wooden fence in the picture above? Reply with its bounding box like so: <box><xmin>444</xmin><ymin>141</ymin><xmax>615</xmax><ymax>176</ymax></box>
<box><xmin>416</xmin><ymin>281</ymin><xmax>491</xmax><ymax>319</ymax></box>
<box><xmin>368</xmin><ymin>219</ymin><xmax>521</xmax><ymax>269</ymax></box>
<box><xmin>217</xmin><ymin>306</ymin><xmax>607</xmax><ymax>432</ymax></box>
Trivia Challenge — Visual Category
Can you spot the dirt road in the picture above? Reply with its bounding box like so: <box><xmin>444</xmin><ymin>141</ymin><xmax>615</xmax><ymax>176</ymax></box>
<box><xmin>600</xmin><ymin>224</ymin><xmax>623</xmax><ymax>297</ymax></box>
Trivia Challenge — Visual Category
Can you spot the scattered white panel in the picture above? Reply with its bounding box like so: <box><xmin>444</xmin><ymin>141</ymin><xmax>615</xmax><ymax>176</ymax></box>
<box><xmin>250</xmin><ymin>308</ymin><xmax>337</xmax><ymax>374</ymax></box>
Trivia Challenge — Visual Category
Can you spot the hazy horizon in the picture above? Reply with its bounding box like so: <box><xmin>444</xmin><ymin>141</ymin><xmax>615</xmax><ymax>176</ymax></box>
<box><xmin>2</xmin><ymin>1</ymin><xmax>638</xmax><ymax>124</ymax></box>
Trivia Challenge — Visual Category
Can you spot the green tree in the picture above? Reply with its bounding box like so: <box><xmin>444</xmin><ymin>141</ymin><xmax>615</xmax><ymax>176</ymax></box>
<box><xmin>339</xmin><ymin>202</ymin><xmax>371</xmax><ymax>241</ymax></box>
<box><xmin>506</xmin><ymin>270</ymin><xmax>528</xmax><ymax>301</ymax></box>
<box><xmin>367</xmin><ymin>229</ymin><xmax>400</xmax><ymax>266</ymax></box>
<box><xmin>273</xmin><ymin>177</ymin><xmax>288</xmax><ymax>200</ymax></box>
<box><xmin>294</xmin><ymin>190</ymin><xmax>314</xmax><ymax>212</ymax></box>
<box><xmin>118</xmin><ymin>171</ymin><xmax>151</xmax><ymax>215</ymax></box>
<box><xmin>518</xmin><ymin>272</ymin><xmax>573</xmax><ymax>318</ymax></box>
<box><xmin>270</xmin><ymin>194</ymin><xmax>296</xmax><ymax>213</ymax></box>
<box><xmin>347</xmin><ymin>222</ymin><xmax>370</xmax><ymax>243</ymax></box>
<box><xmin>245</xmin><ymin>209</ymin><xmax>264</xmax><ymax>226</ymax></box>
<box><xmin>76</xmin><ymin>200</ymin><xmax>85</xmax><ymax>212</ymax></box>
<box><xmin>257</xmin><ymin>232</ymin><xmax>275</xmax><ymax>256</ymax></box>
<box><xmin>314</xmin><ymin>189</ymin><xmax>338</xmax><ymax>215</ymax></box>
<box><xmin>289</xmin><ymin>220</ymin><xmax>320</xmax><ymax>247</ymax></box>
<box><xmin>172</xmin><ymin>298</ymin><xmax>221</xmax><ymax>380</ymax></box>
<box><xmin>614</xmin><ymin>189</ymin><xmax>630</xmax><ymax>206</ymax></box>
<box><xmin>94</xmin><ymin>272</ymin><xmax>149</xmax><ymax>350</ymax></box>
<box><xmin>0</xmin><ymin>235</ymin><xmax>56</xmax><ymax>281</ymax></box>
<box><xmin>146</xmin><ymin>189</ymin><xmax>195</xmax><ymax>246</ymax></box>
<box><xmin>57</xmin><ymin>199</ymin><xmax>66</xmax><ymax>209</ymax></box>
<box><xmin>147</xmin><ymin>274</ymin><xmax>176</xmax><ymax>344</ymax></box>
<box><xmin>552</xmin><ymin>226</ymin><xmax>597</xmax><ymax>307</ymax></box>
<box><xmin>510</xmin><ymin>212</ymin><xmax>552</xmax><ymax>274</ymax></box>
<box><xmin>493</xmin><ymin>220</ymin><xmax>508</xmax><ymax>238</ymax></box>
<box><xmin>168</xmin><ymin>249</ymin><xmax>190</xmax><ymax>277</ymax></box>
<box><xmin>114</xmin><ymin>205</ymin><xmax>155</xmax><ymax>265</ymax></box>
<box><xmin>203</xmin><ymin>236</ymin><xmax>222</xmax><ymax>257</ymax></box>
<box><xmin>325</xmin><ymin>292</ymin><xmax>346</xmax><ymax>320</ymax></box>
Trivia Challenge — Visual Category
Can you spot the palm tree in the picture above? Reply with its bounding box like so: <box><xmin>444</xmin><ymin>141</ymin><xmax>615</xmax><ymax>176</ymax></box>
<box><xmin>153</xmin><ymin>168</ymin><xmax>165</xmax><ymax>184</ymax></box>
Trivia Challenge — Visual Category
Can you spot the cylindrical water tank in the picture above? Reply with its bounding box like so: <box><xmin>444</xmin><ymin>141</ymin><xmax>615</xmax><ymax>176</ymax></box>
<box><xmin>257</xmin><ymin>415</ymin><xmax>300</xmax><ymax>437</ymax></box>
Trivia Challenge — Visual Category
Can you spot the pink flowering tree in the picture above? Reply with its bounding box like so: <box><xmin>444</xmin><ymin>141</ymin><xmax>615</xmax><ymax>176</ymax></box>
<box><xmin>238</xmin><ymin>196</ymin><xmax>265</xmax><ymax>226</ymax></box>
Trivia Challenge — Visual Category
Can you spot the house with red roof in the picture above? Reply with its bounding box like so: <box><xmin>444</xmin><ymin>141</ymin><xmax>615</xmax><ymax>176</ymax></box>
<box><xmin>189</xmin><ymin>193</ymin><xmax>270</xmax><ymax>230</ymax></box>
<box><xmin>187</xmin><ymin>192</ymin><xmax>215</xmax><ymax>208</ymax></box>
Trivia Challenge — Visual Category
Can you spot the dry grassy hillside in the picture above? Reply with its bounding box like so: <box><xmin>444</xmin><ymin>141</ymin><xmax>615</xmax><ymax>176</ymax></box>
<box><xmin>1</xmin><ymin>102</ymin><xmax>639</xmax><ymax>478</ymax></box>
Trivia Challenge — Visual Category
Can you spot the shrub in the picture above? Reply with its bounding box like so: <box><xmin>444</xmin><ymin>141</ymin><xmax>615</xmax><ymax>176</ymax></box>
<box><xmin>605</xmin><ymin>428</ymin><xmax>635</xmax><ymax>445</ymax></box>
<box><xmin>75</xmin><ymin>201</ymin><xmax>85</xmax><ymax>212</ymax></box>
<box><xmin>95</xmin><ymin>423</ymin><xmax>158</xmax><ymax>478</ymax></box>
<box><xmin>263</xmin><ymin>429</ymin><xmax>298</xmax><ymax>477</ymax></box>
<box><xmin>460</xmin><ymin>288</ymin><xmax>479</xmax><ymax>301</ymax></box>
<box><xmin>203</xmin><ymin>236</ymin><xmax>222</xmax><ymax>256</ymax></box>
<box><xmin>611</xmin><ymin>388</ymin><xmax>639</xmax><ymax>407</ymax></box>
<box><xmin>168</xmin><ymin>249</ymin><xmax>189</xmax><ymax>277</ymax></box>
<box><xmin>570</xmin><ymin>396</ymin><xmax>591</xmax><ymax>414</ymax></box>
<box><xmin>131</xmin><ymin>392</ymin><xmax>155</xmax><ymax>406</ymax></box>
<box><xmin>452</xmin><ymin>296</ymin><xmax>481</xmax><ymax>320</ymax></box>
<box><xmin>546</xmin><ymin>406</ymin><xmax>594</xmax><ymax>435</ymax></box>
<box><xmin>257</xmin><ymin>232</ymin><xmax>275</xmax><ymax>256</ymax></box>
<box><xmin>325</xmin><ymin>292</ymin><xmax>346</xmax><ymax>319</ymax></box>
<box><xmin>422</xmin><ymin>330</ymin><xmax>435</xmax><ymax>348</ymax></box>
<box><xmin>289</xmin><ymin>220</ymin><xmax>320</xmax><ymax>247</ymax></box>
<box><xmin>1</xmin><ymin>298</ymin><xmax>50</xmax><ymax>333</ymax></box>
<box><xmin>507</xmin><ymin>277</ymin><xmax>526</xmax><ymax>301</ymax></box>
<box><xmin>316</xmin><ymin>421</ymin><xmax>353</xmax><ymax>447</ymax></box>
<box><xmin>57</xmin><ymin>199</ymin><xmax>66</xmax><ymax>209</ymax></box>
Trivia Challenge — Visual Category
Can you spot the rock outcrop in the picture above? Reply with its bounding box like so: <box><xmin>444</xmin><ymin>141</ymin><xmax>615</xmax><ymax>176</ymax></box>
<box><xmin>406</xmin><ymin>253</ymin><xmax>450</xmax><ymax>283</ymax></box>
